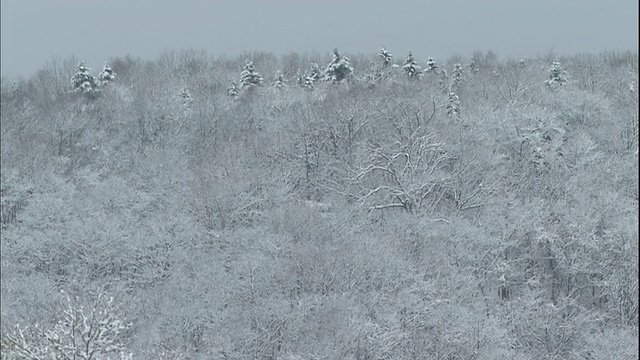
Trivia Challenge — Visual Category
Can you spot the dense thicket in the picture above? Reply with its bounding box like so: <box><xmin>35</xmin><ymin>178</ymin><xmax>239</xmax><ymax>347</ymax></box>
<box><xmin>1</xmin><ymin>49</ymin><xmax>638</xmax><ymax>359</ymax></box>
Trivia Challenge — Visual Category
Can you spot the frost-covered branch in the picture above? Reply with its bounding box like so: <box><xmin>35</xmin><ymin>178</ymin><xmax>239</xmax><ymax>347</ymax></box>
<box><xmin>2</xmin><ymin>290</ymin><xmax>132</xmax><ymax>360</ymax></box>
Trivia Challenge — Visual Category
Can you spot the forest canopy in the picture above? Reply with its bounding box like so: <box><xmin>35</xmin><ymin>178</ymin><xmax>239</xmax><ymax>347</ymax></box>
<box><xmin>1</xmin><ymin>48</ymin><xmax>638</xmax><ymax>359</ymax></box>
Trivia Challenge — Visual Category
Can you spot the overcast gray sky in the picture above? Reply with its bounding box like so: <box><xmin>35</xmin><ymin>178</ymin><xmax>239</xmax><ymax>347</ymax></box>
<box><xmin>1</xmin><ymin>0</ymin><xmax>638</xmax><ymax>78</ymax></box>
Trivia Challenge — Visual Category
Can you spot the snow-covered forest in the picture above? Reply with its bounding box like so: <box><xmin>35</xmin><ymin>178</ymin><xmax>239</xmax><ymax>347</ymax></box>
<box><xmin>1</xmin><ymin>48</ymin><xmax>638</xmax><ymax>359</ymax></box>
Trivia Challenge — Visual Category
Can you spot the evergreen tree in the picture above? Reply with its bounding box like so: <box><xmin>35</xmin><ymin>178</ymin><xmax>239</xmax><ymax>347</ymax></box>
<box><xmin>425</xmin><ymin>57</ymin><xmax>438</xmax><ymax>73</ymax></box>
<box><xmin>273</xmin><ymin>71</ymin><xmax>287</xmax><ymax>90</ymax></box>
<box><xmin>378</xmin><ymin>47</ymin><xmax>393</xmax><ymax>67</ymax></box>
<box><xmin>446</xmin><ymin>92</ymin><xmax>460</xmax><ymax>117</ymax></box>
<box><xmin>239</xmin><ymin>60</ymin><xmax>263</xmax><ymax>89</ymax></box>
<box><xmin>227</xmin><ymin>81</ymin><xmax>240</xmax><ymax>98</ymax></box>
<box><xmin>297</xmin><ymin>63</ymin><xmax>322</xmax><ymax>90</ymax></box>
<box><xmin>545</xmin><ymin>60</ymin><xmax>568</xmax><ymax>88</ymax></box>
<box><xmin>450</xmin><ymin>63</ymin><xmax>464</xmax><ymax>92</ymax></box>
<box><xmin>301</xmin><ymin>74</ymin><xmax>316</xmax><ymax>91</ymax></box>
<box><xmin>402</xmin><ymin>51</ymin><xmax>423</xmax><ymax>79</ymax></box>
<box><xmin>367</xmin><ymin>48</ymin><xmax>394</xmax><ymax>85</ymax></box>
<box><xmin>308</xmin><ymin>63</ymin><xmax>323</xmax><ymax>82</ymax></box>
<box><xmin>324</xmin><ymin>48</ymin><xmax>353</xmax><ymax>83</ymax></box>
<box><xmin>98</xmin><ymin>62</ymin><xmax>117</xmax><ymax>84</ymax></box>
<box><xmin>70</xmin><ymin>61</ymin><xmax>101</xmax><ymax>97</ymax></box>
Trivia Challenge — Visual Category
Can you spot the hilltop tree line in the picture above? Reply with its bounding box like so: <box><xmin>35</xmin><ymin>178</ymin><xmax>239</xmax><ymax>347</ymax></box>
<box><xmin>64</xmin><ymin>46</ymin><xmax>573</xmax><ymax>123</ymax></box>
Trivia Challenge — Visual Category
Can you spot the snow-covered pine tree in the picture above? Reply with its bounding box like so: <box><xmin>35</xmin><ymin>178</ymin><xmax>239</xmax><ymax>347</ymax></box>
<box><xmin>324</xmin><ymin>47</ymin><xmax>354</xmax><ymax>83</ymax></box>
<box><xmin>99</xmin><ymin>62</ymin><xmax>117</xmax><ymax>84</ymax></box>
<box><xmin>366</xmin><ymin>47</ymin><xmax>394</xmax><ymax>85</ymax></box>
<box><xmin>70</xmin><ymin>61</ymin><xmax>101</xmax><ymax>97</ymax></box>
<box><xmin>378</xmin><ymin>47</ymin><xmax>393</xmax><ymax>67</ymax></box>
<box><xmin>446</xmin><ymin>92</ymin><xmax>460</xmax><ymax>117</ymax></box>
<box><xmin>402</xmin><ymin>51</ymin><xmax>423</xmax><ymax>79</ymax></box>
<box><xmin>425</xmin><ymin>57</ymin><xmax>438</xmax><ymax>73</ymax></box>
<box><xmin>302</xmin><ymin>74</ymin><xmax>316</xmax><ymax>91</ymax></box>
<box><xmin>273</xmin><ymin>71</ymin><xmax>287</xmax><ymax>90</ymax></box>
<box><xmin>227</xmin><ymin>81</ymin><xmax>240</xmax><ymax>98</ymax></box>
<box><xmin>297</xmin><ymin>63</ymin><xmax>322</xmax><ymax>90</ymax></box>
<box><xmin>308</xmin><ymin>63</ymin><xmax>323</xmax><ymax>82</ymax></box>
<box><xmin>450</xmin><ymin>63</ymin><xmax>464</xmax><ymax>92</ymax></box>
<box><xmin>545</xmin><ymin>60</ymin><xmax>568</xmax><ymax>89</ymax></box>
<box><xmin>178</xmin><ymin>87</ymin><xmax>193</xmax><ymax>106</ymax></box>
<box><xmin>239</xmin><ymin>60</ymin><xmax>263</xmax><ymax>89</ymax></box>
<box><xmin>378</xmin><ymin>47</ymin><xmax>396</xmax><ymax>82</ymax></box>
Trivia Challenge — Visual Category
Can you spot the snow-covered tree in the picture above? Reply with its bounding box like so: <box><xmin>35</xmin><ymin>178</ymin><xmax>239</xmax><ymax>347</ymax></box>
<box><xmin>297</xmin><ymin>63</ymin><xmax>323</xmax><ymax>90</ymax></box>
<box><xmin>324</xmin><ymin>47</ymin><xmax>354</xmax><ymax>83</ymax></box>
<box><xmin>446</xmin><ymin>92</ymin><xmax>460</xmax><ymax>117</ymax></box>
<box><xmin>70</xmin><ymin>61</ymin><xmax>101</xmax><ymax>97</ymax></box>
<box><xmin>273</xmin><ymin>71</ymin><xmax>287</xmax><ymax>90</ymax></box>
<box><xmin>402</xmin><ymin>51</ymin><xmax>423</xmax><ymax>79</ymax></box>
<box><xmin>518</xmin><ymin>58</ymin><xmax>527</xmax><ymax>68</ymax></box>
<box><xmin>99</xmin><ymin>62</ymin><xmax>117</xmax><ymax>84</ymax></box>
<box><xmin>227</xmin><ymin>81</ymin><xmax>240</xmax><ymax>98</ymax></box>
<box><xmin>366</xmin><ymin>48</ymin><xmax>395</xmax><ymax>85</ymax></box>
<box><xmin>365</xmin><ymin>65</ymin><xmax>383</xmax><ymax>86</ymax></box>
<box><xmin>178</xmin><ymin>87</ymin><xmax>193</xmax><ymax>106</ymax></box>
<box><xmin>2</xmin><ymin>290</ymin><xmax>132</xmax><ymax>360</ymax></box>
<box><xmin>239</xmin><ymin>60</ymin><xmax>263</xmax><ymax>89</ymax></box>
<box><xmin>466</xmin><ymin>59</ymin><xmax>478</xmax><ymax>74</ymax></box>
<box><xmin>425</xmin><ymin>57</ymin><xmax>438</xmax><ymax>73</ymax></box>
<box><xmin>378</xmin><ymin>47</ymin><xmax>393</xmax><ymax>67</ymax></box>
<box><xmin>301</xmin><ymin>75</ymin><xmax>316</xmax><ymax>91</ymax></box>
<box><xmin>450</xmin><ymin>63</ymin><xmax>464</xmax><ymax>92</ymax></box>
<box><xmin>308</xmin><ymin>63</ymin><xmax>323</xmax><ymax>82</ymax></box>
<box><xmin>545</xmin><ymin>60</ymin><xmax>568</xmax><ymax>88</ymax></box>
